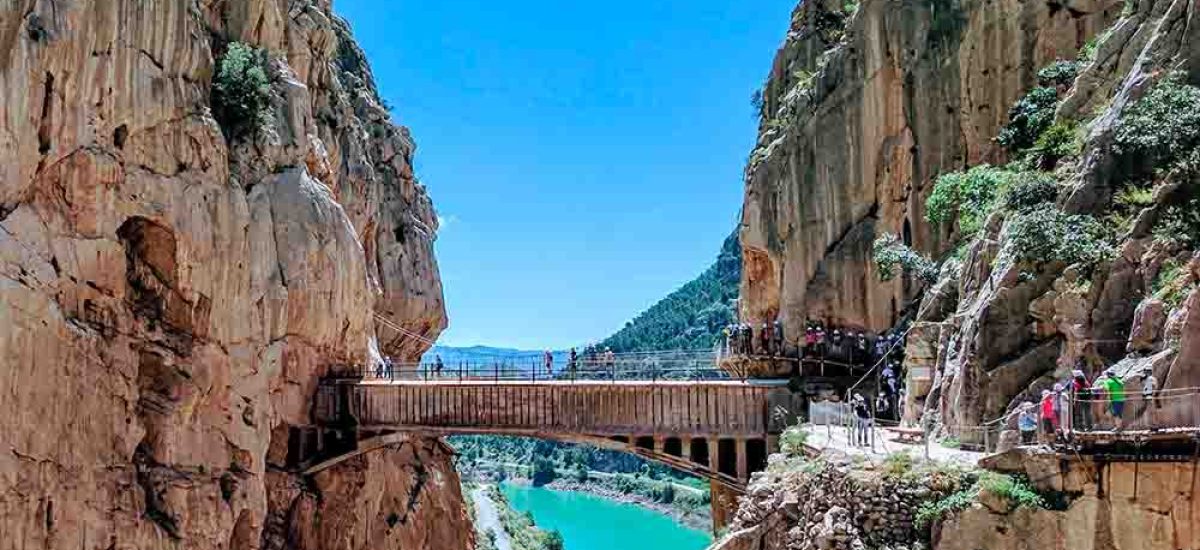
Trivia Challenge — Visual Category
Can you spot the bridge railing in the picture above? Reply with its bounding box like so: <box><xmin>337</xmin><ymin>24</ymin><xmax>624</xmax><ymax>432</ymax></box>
<box><xmin>361</xmin><ymin>354</ymin><xmax>745</xmax><ymax>384</ymax></box>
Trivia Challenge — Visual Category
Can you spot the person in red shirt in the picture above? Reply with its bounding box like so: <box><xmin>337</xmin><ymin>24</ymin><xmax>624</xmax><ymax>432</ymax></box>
<box><xmin>1040</xmin><ymin>389</ymin><xmax>1057</xmax><ymax>444</ymax></box>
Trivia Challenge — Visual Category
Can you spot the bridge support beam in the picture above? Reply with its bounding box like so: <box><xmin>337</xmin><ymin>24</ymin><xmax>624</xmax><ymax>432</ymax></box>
<box><xmin>736</xmin><ymin>437</ymin><xmax>749</xmax><ymax>482</ymax></box>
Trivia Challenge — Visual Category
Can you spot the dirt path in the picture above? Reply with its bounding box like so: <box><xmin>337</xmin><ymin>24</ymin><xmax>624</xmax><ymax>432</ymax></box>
<box><xmin>472</xmin><ymin>486</ymin><xmax>513</xmax><ymax>550</ymax></box>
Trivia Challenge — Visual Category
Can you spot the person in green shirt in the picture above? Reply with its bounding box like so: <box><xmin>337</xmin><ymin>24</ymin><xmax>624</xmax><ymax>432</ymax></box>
<box><xmin>1103</xmin><ymin>371</ymin><xmax>1126</xmax><ymax>427</ymax></box>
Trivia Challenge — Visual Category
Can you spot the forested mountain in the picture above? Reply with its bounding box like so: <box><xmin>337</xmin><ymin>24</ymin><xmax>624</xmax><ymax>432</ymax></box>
<box><xmin>597</xmin><ymin>231</ymin><xmax>741</xmax><ymax>352</ymax></box>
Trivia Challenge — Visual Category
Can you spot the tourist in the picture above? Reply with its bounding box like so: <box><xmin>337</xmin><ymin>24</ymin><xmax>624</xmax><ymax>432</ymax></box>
<box><xmin>1039</xmin><ymin>389</ymin><xmax>1057</xmax><ymax>443</ymax></box>
<box><xmin>1141</xmin><ymin>367</ymin><xmax>1159</xmax><ymax>430</ymax></box>
<box><xmin>804</xmin><ymin>325</ymin><xmax>817</xmax><ymax>357</ymax></box>
<box><xmin>855</xmin><ymin>332</ymin><xmax>868</xmax><ymax>366</ymax></box>
<box><xmin>1103</xmin><ymin>370</ymin><xmax>1126</xmax><ymax>429</ymax></box>
<box><xmin>1053</xmin><ymin>383</ymin><xmax>1069</xmax><ymax>436</ymax></box>
<box><xmin>569</xmin><ymin>348</ymin><xmax>578</xmax><ymax>375</ymax></box>
<box><xmin>1071</xmin><ymin>369</ymin><xmax>1092</xmax><ymax>432</ymax></box>
<box><xmin>741</xmin><ymin>323</ymin><xmax>754</xmax><ymax>355</ymax></box>
<box><xmin>604</xmin><ymin>348</ymin><xmax>615</xmax><ymax>371</ymax></box>
<box><xmin>876</xmin><ymin>393</ymin><xmax>890</xmax><ymax>419</ymax></box>
<box><xmin>1018</xmin><ymin>402</ymin><xmax>1038</xmax><ymax>445</ymax></box>
<box><xmin>815</xmin><ymin>325</ymin><xmax>827</xmax><ymax>359</ymax></box>
<box><xmin>853</xmin><ymin>393</ymin><xmax>872</xmax><ymax>446</ymax></box>
<box><xmin>774</xmin><ymin>319</ymin><xmax>784</xmax><ymax>355</ymax></box>
<box><xmin>761</xmin><ymin>321</ymin><xmax>772</xmax><ymax>356</ymax></box>
<box><xmin>434</xmin><ymin>354</ymin><xmax>445</xmax><ymax>378</ymax></box>
<box><xmin>544</xmin><ymin>350</ymin><xmax>553</xmax><ymax>376</ymax></box>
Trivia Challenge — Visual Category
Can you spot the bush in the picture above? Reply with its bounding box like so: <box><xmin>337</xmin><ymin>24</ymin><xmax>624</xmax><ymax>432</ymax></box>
<box><xmin>927</xmin><ymin>165</ymin><xmax>1012</xmax><ymax>235</ymax></box>
<box><xmin>1037</xmin><ymin>60</ymin><xmax>1080</xmax><ymax>88</ymax></box>
<box><xmin>780</xmin><ymin>425</ymin><xmax>809</xmax><ymax>456</ymax></box>
<box><xmin>1114</xmin><ymin>185</ymin><xmax>1155</xmax><ymax>209</ymax></box>
<box><xmin>978</xmin><ymin>472</ymin><xmax>1046</xmax><ymax>509</ymax></box>
<box><xmin>1112</xmin><ymin>73</ymin><xmax>1200</xmax><ymax>178</ymax></box>
<box><xmin>915</xmin><ymin>472</ymin><xmax>1046</xmax><ymax>529</ymax></box>
<box><xmin>1004</xmin><ymin>206</ymin><xmax>1113</xmax><ymax>269</ymax></box>
<box><xmin>1154</xmin><ymin>196</ymin><xmax>1200</xmax><ymax>249</ymax></box>
<box><xmin>531</xmin><ymin>456</ymin><xmax>557</xmax><ymax>486</ymax></box>
<box><xmin>1003</xmin><ymin>172</ymin><xmax>1058</xmax><ymax>212</ymax></box>
<box><xmin>915</xmin><ymin>486</ymin><xmax>975</xmax><ymax>529</ymax></box>
<box><xmin>997</xmin><ymin>87</ymin><xmax>1059</xmax><ymax>153</ymax></box>
<box><xmin>211</xmin><ymin>42</ymin><xmax>272</xmax><ymax>140</ymax></box>
<box><xmin>1032</xmin><ymin>121</ymin><xmax>1082</xmax><ymax>163</ymax></box>
<box><xmin>882</xmin><ymin>451</ymin><xmax>915</xmax><ymax>478</ymax></box>
<box><xmin>873</xmin><ymin>234</ymin><xmax>938</xmax><ymax>283</ymax></box>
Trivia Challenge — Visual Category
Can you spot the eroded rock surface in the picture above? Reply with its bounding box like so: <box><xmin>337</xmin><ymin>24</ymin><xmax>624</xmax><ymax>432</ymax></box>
<box><xmin>0</xmin><ymin>1</ymin><xmax>463</xmax><ymax>549</ymax></box>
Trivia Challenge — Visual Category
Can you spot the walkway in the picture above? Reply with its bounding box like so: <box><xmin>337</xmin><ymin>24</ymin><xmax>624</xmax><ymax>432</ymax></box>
<box><xmin>801</xmin><ymin>424</ymin><xmax>985</xmax><ymax>465</ymax></box>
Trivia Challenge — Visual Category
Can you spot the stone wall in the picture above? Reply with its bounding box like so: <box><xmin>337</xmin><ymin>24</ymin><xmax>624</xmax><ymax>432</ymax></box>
<box><xmin>0</xmin><ymin>1</ymin><xmax>465</xmax><ymax>549</ymax></box>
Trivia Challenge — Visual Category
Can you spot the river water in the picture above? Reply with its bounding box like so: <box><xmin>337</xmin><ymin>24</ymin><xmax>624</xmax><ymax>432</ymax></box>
<box><xmin>500</xmin><ymin>483</ymin><xmax>712</xmax><ymax>550</ymax></box>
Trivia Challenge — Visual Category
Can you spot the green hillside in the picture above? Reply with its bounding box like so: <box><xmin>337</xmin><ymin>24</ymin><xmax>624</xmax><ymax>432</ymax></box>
<box><xmin>597</xmin><ymin>231</ymin><xmax>741</xmax><ymax>353</ymax></box>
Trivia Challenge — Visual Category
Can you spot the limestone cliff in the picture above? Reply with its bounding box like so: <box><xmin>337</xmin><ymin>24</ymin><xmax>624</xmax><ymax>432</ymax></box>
<box><xmin>740</xmin><ymin>0</ymin><xmax>1119</xmax><ymax>338</ymax></box>
<box><xmin>0</xmin><ymin>0</ymin><xmax>467</xmax><ymax>549</ymax></box>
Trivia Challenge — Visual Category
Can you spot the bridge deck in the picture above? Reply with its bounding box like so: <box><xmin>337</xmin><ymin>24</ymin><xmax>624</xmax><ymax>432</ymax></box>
<box><xmin>324</xmin><ymin>380</ymin><xmax>799</xmax><ymax>438</ymax></box>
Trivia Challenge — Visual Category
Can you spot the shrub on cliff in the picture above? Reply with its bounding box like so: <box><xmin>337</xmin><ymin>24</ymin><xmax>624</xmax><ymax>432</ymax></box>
<box><xmin>873</xmin><ymin>234</ymin><xmax>938</xmax><ymax>283</ymax></box>
<box><xmin>1154</xmin><ymin>195</ymin><xmax>1200</xmax><ymax>249</ymax></box>
<box><xmin>1004</xmin><ymin>206</ymin><xmax>1112</xmax><ymax>270</ymax></box>
<box><xmin>916</xmin><ymin>472</ymin><xmax>1045</xmax><ymax>529</ymax></box>
<box><xmin>927</xmin><ymin>165</ymin><xmax>1012</xmax><ymax>236</ymax></box>
<box><xmin>1036</xmin><ymin>59</ymin><xmax>1080</xmax><ymax>88</ymax></box>
<box><xmin>1002</xmin><ymin>172</ymin><xmax>1058</xmax><ymax>213</ymax></box>
<box><xmin>997</xmin><ymin>87</ymin><xmax>1059</xmax><ymax>153</ymax></box>
<box><xmin>212</xmin><ymin>42</ymin><xmax>272</xmax><ymax>140</ymax></box>
<box><xmin>1113</xmin><ymin>73</ymin><xmax>1200</xmax><ymax>180</ymax></box>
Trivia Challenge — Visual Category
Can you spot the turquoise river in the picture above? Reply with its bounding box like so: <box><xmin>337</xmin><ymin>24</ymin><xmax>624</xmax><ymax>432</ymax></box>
<box><xmin>500</xmin><ymin>483</ymin><xmax>713</xmax><ymax>550</ymax></box>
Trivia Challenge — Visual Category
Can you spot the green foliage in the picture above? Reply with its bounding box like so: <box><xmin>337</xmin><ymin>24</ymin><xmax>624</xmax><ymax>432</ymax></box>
<box><xmin>1078</xmin><ymin>38</ymin><xmax>1099</xmax><ymax>63</ymax></box>
<box><xmin>1037</xmin><ymin>60</ymin><xmax>1080</xmax><ymax>88</ymax></box>
<box><xmin>780</xmin><ymin>426</ymin><xmax>809</xmax><ymax>456</ymax></box>
<box><xmin>1155</xmin><ymin>196</ymin><xmax>1200</xmax><ymax>249</ymax></box>
<box><xmin>751</xmin><ymin>88</ymin><xmax>764</xmax><ymax>119</ymax></box>
<box><xmin>1003</xmin><ymin>172</ymin><xmax>1058</xmax><ymax>213</ymax></box>
<box><xmin>915</xmin><ymin>486</ymin><xmax>974</xmax><ymax>529</ymax></box>
<box><xmin>211</xmin><ymin>42</ymin><xmax>272</xmax><ymax>140</ymax></box>
<box><xmin>882</xmin><ymin>451</ymin><xmax>915</xmax><ymax>478</ymax></box>
<box><xmin>1151</xmin><ymin>259</ymin><xmax>1193</xmax><ymax>309</ymax></box>
<box><xmin>926</xmin><ymin>165</ymin><xmax>1013</xmax><ymax>235</ymax></box>
<box><xmin>938</xmin><ymin>437</ymin><xmax>961</xmax><ymax>449</ymax></box>
<box><xmin>997</xmin><ymin>87</ymin><xmax>1059</xmax><ymax>153</ymax></box>
<box><xmin>531</xmin><ymin>456</ymin><xmax>557</xmax><ymax>486</ymax></box>
<box><xmin>978</xmin><ymin>472</ymin><xmax>1046</xmax><ymax>509</ymax></box>
<box><xmin>1112</xmin><ymin>73</ymin><xmax>1200</xmax><ymax>179</ymax></box>
<box><xmin>873</xmin><ymin>234</ymin><xmax>938</xmax><ymax>283</ymax></box>
<box><xmin>598</xmin><ymin>232</ymin><xmax>740</xmax><ymax>352</ymax></box>
<box><xmin>1032</xmin><ymin>121</ymin><xmax>1083</xmax><ymax>162</ymax></box>
<box><xmin>1115</xmin><ymin>186</ymin><xmax>1155</xmax><ymax>209</ymax></box>
<box><xmin>916</xmin><ymin>472</ymin><xmax>1047</xmax><ymax>529</ymax></box>
<box><xmin>1004</xmin><ymin>206</ymin><xmax>1113</xmax><ymax>269</ymax></box>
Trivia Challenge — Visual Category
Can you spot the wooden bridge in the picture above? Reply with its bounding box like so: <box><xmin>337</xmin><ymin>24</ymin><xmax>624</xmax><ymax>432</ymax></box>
<box><xmin>295</xmin><ymin>377</ymin><xmax>804</xmax><ymax>490</ymax></box>
<box><xmin>287</xmin><ymin>352</ymin><xmax>876</xmax><ymax>490</ymax></box>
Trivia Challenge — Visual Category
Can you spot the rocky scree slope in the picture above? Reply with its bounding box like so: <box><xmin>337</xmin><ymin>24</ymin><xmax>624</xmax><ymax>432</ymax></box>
<box><xmin>0</xmin><ymin>0</ymin><xmax>466</xmax><ymax>549</ymax></box>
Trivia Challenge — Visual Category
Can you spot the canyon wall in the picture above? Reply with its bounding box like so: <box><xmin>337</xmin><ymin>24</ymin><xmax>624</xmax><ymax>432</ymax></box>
<box><xmin>0</xmin><ymin>0</ymin><xmax>467</xmax><ymax>549</ymax></box>
<box><xmin>740</xmin><ymin>0</ymin><xmax>1120</xmax><ymax>339</ymax></box>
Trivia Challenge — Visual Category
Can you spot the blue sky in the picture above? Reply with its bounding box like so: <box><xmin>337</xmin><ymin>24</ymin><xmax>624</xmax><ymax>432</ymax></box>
<box><xmin>338</xmin><ymin>0</ymin><xmax>796</xmax><ymax>350</ymax></box>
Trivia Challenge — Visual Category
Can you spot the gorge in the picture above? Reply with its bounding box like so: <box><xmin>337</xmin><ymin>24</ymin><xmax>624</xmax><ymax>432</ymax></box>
<box><xmin>3</xmin><ymin>0</ymin><xmax>1200</xmax><ymax>549</ymax></box>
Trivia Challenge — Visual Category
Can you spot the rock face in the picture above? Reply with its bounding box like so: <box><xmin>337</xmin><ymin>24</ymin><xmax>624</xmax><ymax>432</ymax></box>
<box><xmin>739</xmin><ymin>0</ymin><xmax>1120</xmax><ymax>341</ymax></box>
<box><xmin>938</xmin><ymin>448</ymin><xmax>1200</xmax><ymax>550</ymax></box>
<box><xmin>0</xmin><ymin>1</ymin><xmax>465</xmax><ymax>550</ymax></box>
